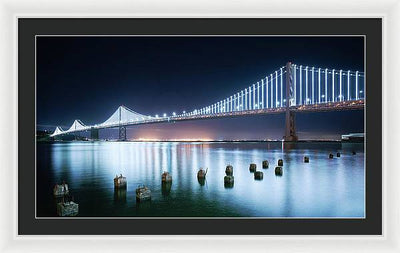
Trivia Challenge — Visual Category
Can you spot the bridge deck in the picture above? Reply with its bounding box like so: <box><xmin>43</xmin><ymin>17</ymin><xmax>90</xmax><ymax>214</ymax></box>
<box><xmin>53</xmin><ymin>100</ymin><xmax>364</xmax><ymax>136</ymax></box>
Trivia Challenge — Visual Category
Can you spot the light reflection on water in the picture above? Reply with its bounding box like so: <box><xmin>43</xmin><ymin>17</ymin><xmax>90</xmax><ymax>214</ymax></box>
<box><xmin>37</xmin><ymin>141</ymin><xmax>365</xmax><ymax>217</ymax></box>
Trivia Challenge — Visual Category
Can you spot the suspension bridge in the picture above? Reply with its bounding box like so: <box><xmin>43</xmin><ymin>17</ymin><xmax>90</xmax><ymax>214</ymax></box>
<box><xmin>50</xmin><ymin>62</ymin><xmax>365</xmax><ymax>141</ymax></box>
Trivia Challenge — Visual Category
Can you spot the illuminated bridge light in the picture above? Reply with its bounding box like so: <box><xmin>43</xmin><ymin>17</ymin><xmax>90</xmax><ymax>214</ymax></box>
<box><xmin>257</xmin><ymin>81</ymin><xmax>260</xmax><ymax>109</ymax></box>
<box><xmin>347</xmin><ymin>70</ymin><xmax>350</xmax><ymax>101</ymax></box>
<box><xmin>270</xmin><ymin>73</ymin><xmax>273</xmax><ymax>108</ymax></box>
<box><xmin>332</xmin><ymin>69</ymin><xmax>335</xmax><ymax>102</ymax></box>
<box><xmin>239</xmin><ymin>96</ymin><xmax>242</xmax><ymax>111</ymax></box>
<box><xmin>261</xmin><ymin>79</ymin><xmax>264</xmax><ymax>109</ymax></box>
<box><xmin>325</xmin><ymin>68</ymin><xmax>328</xmax><ymax>103</ymax></box>
<box><xmin>299</xmin><ymin>65</ymin><xmax>302</xmax><ymax>105</ymax></box>
<box><xmin>339</xmin><ymin>70</ymin><xmax>343</xmax><ymax>102</ymax></box>
<box><xmin>280</xmin><ymin>68</ymin><xmax>283</xmax><ymax>107</ymax></box>
<box><xmin>253</xmin><ymin>84</ymin><xmax>256</xmax><ymax>110</ymax></box>
<box><xmin>318</xmin><ymin>68</ymin><xmax>321</xmax><ymax>104</ymax></box>
<box><xmin>236</xmin><ymin>93</ymin><xmax>240</xmax><ymax>111</ymax></box>
<box><xmin>356</xmin><ymin>71</ymin><xmax>359</xmax><ymax>100</ymax></box>
<box><xmin>248</xmin><ymin>89</ymin><xmax>252</xmax><ymax>110</ymax></box>
<box><xmin>243</xmin><ymin>91</ymin><xmax>247</xmax><ymax>111</ymax></box>
<box><xmin>311</xmin><ymin>67</ymin><xmax>314</xmax><ymax>104</ymax></box>
<box><xmin>266</xmin><ymin>76</ymin><xmax>269</xmax><ymax>109</ymax></box>
<box><xmin>275</xmin><ymin>71</ymin><xmax>278</xmax><ymax>108</ymax></box>
<box><xmin>305</xmin><ymin>66</ymin><xmax>308</xmax><ymax>105</ymax></box>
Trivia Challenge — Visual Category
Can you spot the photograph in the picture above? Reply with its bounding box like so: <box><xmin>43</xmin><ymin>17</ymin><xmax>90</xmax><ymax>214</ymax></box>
<box><xmin>35</xmin><ymin>36</ymin><xmax>365</xmax><ymax>218</ymax></box>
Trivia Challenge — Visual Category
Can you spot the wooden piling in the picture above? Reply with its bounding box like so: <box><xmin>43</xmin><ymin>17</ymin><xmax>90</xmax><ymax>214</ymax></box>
<box><xmin>275</xmin><ymin>166</ymin><xmax>283</xmax><ymax>176</ymax></box>
<box><xmin>136</xmin><ymin>185</ymin><xmax>151</xmax><ymax>202</ymax></box>
<box><xmin>254</xmin><ymin>171</ymin><xmax>263</xmax><ymax>180</ymax></box>
<box><xmin>197</xmin><ymin>168</ymin><xmax>208</xmax><ymax>179</ymax></box>
<box><xmin>161</xmin><ymin>171</ymin><xmax>172</xmax><ymax>183</ymax></box>
<box><xmin>225</xmin><ymin>165</ymin><xmax>233</xmax><ymax>176</ymax></box>
<box><xmin>114</xmin><ymin>174</ymin><xmax>127</xmax><ymax>189</ymax></box>
<box><xmin>249</xmin><ymin>163</ymin><xmax>257</xmax><ymax>172</ymax></box>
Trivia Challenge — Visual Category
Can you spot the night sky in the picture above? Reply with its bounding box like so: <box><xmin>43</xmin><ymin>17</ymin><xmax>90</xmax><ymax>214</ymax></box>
<box><xmin>37</xmin><ymin>36</ymin><xmax>364</xmax><ymax>140</ymax></box>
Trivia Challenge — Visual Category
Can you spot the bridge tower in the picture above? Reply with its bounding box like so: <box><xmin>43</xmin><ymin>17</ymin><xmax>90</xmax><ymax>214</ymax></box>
<box><xmin>284</xmin><ymin>62</ymin><xmax>298</xmax><ymax>142</ymax></box>
<box><xmin>90</xmin><ymin>127</ymin><xmax>99</xmax><ymax>140</ymax></box>
<box><xmin>119</xmin><ymin>126</ymin><xmax>127</xmax><ymax>141</ymax></box>
<box><xmin>118</xmin><ymin>106</ymin><xmax>127</xmax><ymax>141</ymax></box>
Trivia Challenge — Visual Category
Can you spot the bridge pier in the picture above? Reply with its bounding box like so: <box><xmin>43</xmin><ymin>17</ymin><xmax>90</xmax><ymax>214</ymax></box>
<box><xmin>74</xmin><ymin>132</ymin><xmax>81</xmax><ymax>141</ymax></box>
<box><xmin>90</xmin><ymin>128</ymin><xmax>99</xmax><ymax>140</ymax></box>
<box><xmin>53</xmin><ymin>135</ymin><xmax>63</xmax><ymax>141</ymax></box>
<box><xmin>284</xmin><ymin>62</ymin><xmax>298</xmax><ymax>142</ymax></box>
<box><xmin>284</xmin><ymin>110</ymin><xmax>298</xmax><ymax>141</ymax></box>
<box><xmin>119</xmin><ymin>126</ymin><xmax>127</xmax><ymax>141</ymax></box>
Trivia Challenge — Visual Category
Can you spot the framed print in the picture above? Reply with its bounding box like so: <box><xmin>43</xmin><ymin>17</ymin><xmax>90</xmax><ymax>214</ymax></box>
<box><xmin>1</xmin><ymin>0</ymin><xmax>399</xmax><ymax>251</ymax></box>
<box><xmin>18</xmin><ymin>18</ymin><xmax>381</xmax><ymax>235</ymax></box>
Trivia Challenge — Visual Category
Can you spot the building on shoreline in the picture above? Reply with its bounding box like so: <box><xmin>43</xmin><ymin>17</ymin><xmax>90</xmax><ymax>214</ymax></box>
<box><xmin>341</xmin><ymin>133</ymin><xmax>364</xmax><ymax>142</ymax></box>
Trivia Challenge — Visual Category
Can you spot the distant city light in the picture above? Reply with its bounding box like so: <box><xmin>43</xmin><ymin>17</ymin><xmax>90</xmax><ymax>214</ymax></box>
<box><xmin>163</xmin><ymin>113</ymin><xmax>167</xmax><ymax>117</ymax></box>
<box><xmin>155</xmin><ymin>114</ymin><xmax>159</xmax><ymax>118</ymax></box>
<box><xmin>172</xmin><ymin>112</ymin><xmax>176</xmax><ymax>116</ymax></box>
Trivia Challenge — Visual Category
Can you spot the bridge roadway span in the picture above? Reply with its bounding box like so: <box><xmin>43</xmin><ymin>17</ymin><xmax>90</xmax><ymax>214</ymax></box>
<box><xmin>58</xmin><ymin>99</ymin><xmax>364</xmax><ymax>135</ymax></box>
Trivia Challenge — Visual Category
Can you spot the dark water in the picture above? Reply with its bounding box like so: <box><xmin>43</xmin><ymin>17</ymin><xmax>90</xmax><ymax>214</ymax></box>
<box><xmin>37</xmin><ymin>141</ymin><xmax>365</xmax><ymax>218</ymax></box>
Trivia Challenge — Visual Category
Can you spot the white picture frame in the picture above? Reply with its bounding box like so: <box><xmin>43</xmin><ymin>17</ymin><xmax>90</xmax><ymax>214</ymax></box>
<box><xmin>0</xmin><ymin>0</ymin><xmax>398</xmax><ymax>252</ymax></box>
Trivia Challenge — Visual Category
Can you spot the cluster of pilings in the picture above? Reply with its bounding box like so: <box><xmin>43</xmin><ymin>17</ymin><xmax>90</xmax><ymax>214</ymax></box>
<box><xmin>224</xmin><ymin>165</ymin><xmax>234</xmax><ymax>188</ymax></box>
<box><xmin>113</xmin><ymin>173</ymin><xmax>153</xmax><ymax>202</ymax></box>
<box><xmin>199</xmin><ymin>150</ymin><xmax>355</xmax><ymax>189</ymax></box>
<box><xmin>247</xmin><ymin>159</ymin><xmax>284</xmax><ymax>181</ymax></box>
<box><xmin>53</xmin><ymin>181</ymin><xmax>79</xmax><ymax>217</ymax></box>
<box><xmin>238</xmin><ymin>150</ymin><xmax>356</xmax><ymax>184</ymax></box>
<box><xmin>328</xmin><ymin>151</ymin><xmax>356</xmax><ymax>159</ymax></box>
<box><xmin>113</xmin><ymin>171</ymin><xmax>176</xmax><ymax>202</ymax></box>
